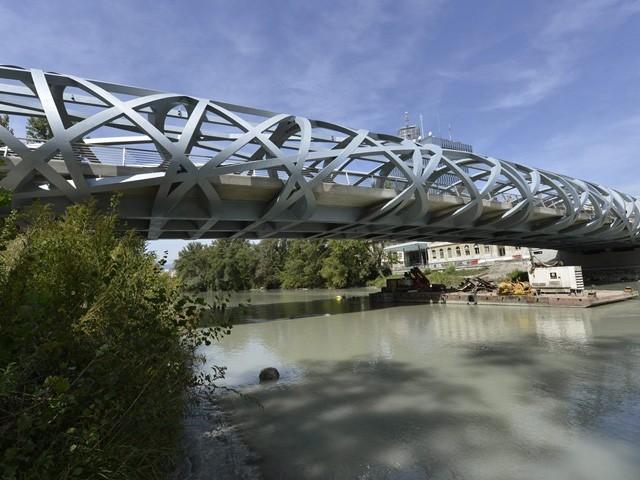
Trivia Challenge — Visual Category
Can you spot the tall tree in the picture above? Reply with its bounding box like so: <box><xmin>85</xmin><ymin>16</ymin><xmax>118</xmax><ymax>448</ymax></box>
<box><xmin>175</xmin><ymin>238</ymin><xmax>393</xmax><ymax>292</ymax></box>
<box><xmin>208</xmin><ymin>239</ymin><xmax>256</xmax><ymax>291</ymax></box>
<box><xmin>280</xmin><ymin>240</ymin><xmax>327</xmax><ymax>288</ymax></box>
<box><xmin>0</xmin><ymin>114</ymin><xmax>12</xmax><ymax>133</ymax></box>
<box><xmin>175</xmin><ymin>239</ymin><xmax>256</xmax><ymax>292</ymax></box>
<box><xmin>26</xmin><ymin>116</ymin><xmax>52</xmax><ymax>140</ymax></box>
<box><xmin>254</xmin><ymin>239</ymin><xmax>288</xmax><ymax>289</ymax></box>
<box><xmin>174</xmin><ymin>242</ymin><xmax>212</xmax><ymax>291</ymax></box>
<box><xmin>0</xmin><ymin>114</ymin><xmax>12</xmax><ymax>150</ymax></box>
<box><xmin>320</xmin><ymin>240</ymin><xmax>378</xmax><ymax>288</ymax></box>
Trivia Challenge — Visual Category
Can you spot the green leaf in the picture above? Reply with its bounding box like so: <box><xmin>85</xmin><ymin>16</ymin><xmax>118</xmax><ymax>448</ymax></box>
<box><xmin>44</xmin><ymin>375</ymin><xmax>71</xmax><ymax>394</ymax></box>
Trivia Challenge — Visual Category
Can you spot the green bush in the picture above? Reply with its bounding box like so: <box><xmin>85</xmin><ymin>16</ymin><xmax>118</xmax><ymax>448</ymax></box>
<box><xmin>427</xmin><ymin>266</ymin><xmax>488</xmax><ymax>288</ymax></box>
<box><xmin>0</xmin><ymin>202</ymin><xmax>228</xmax><ymax>479</ymax></box>
<box><xmin>506</xmin><ymin>269</ymin><xmax>529</xmax><ymax>282</ymax></box>
<box><xmin>175</xmin><ymin>237</ymin><xmax>395</xmax><ymax>291</ymax></box>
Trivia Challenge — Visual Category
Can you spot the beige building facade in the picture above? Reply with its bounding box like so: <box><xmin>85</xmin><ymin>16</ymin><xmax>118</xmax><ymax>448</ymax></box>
<box><xmin>385</xmin><ymin>241</ymin><xmax>554</xmax><ymax>273</ymax></box>
<box><xmin>427</xmin><ymin>241</ymin><xmax>529</xmax><ymax>269</ymax></box>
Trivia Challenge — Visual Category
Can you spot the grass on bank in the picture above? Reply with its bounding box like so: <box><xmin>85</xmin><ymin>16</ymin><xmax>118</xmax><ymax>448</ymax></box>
<box><xmin>0</xmin><ymin>202</ymin><xmax>229</xmax><ymax>479</ymax></box>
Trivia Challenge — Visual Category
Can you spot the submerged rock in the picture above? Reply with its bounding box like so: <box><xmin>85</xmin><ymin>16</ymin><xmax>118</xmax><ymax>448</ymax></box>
<box><xmin>259</xmin><ymin>367</ymin><xmax>280</xmax><ymax>383</ymax></box>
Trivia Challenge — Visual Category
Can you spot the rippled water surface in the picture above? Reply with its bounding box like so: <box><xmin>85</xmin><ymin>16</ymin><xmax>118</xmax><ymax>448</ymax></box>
<box><xmin>203</xmin><ymin>287</ymin><xmax>640</xmax><ymax>479</ymax></box>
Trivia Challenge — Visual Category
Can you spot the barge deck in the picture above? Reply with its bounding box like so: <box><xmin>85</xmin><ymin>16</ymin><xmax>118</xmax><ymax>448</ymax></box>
<box><xmin>370</xmin><ymin>288</ymin><xmax>638</xmax><ymax>308</ymax></box>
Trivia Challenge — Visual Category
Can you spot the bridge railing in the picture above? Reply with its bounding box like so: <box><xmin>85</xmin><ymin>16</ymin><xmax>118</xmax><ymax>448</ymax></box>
<box><xmin>2</xmin><ymin>140</ymin><xmax>553</xmax><ymax>205</ymax></box>
<box><xmin>2</xmin><ymin>139</ymin><xmax>589</xmax><ymax>214</ymax></box>
<box><xmin>1</xmin><ymin>139</ymin><xmax>437</xmax><ymax>190</ymax></box>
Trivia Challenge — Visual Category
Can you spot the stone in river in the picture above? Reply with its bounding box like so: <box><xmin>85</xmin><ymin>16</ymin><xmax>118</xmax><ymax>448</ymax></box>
<box><xmin>259</xmin><ymin>367</ymin><xmax>280</xmax><ymax>383</ymax></box>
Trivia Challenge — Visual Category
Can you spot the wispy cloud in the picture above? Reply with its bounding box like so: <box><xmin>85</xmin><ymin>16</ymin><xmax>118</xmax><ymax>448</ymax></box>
<box><xmin>516</xmin><ymin>111</ymin><xmax>640</xmax><ymax>193</ymax></box>
<box><xmin>483</xmin><ymin>0</ymin><xmax>640</xmax><ymax>110</ymax></box>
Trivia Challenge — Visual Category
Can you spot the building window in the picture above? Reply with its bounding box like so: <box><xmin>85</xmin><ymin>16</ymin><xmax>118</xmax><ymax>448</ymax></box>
<box><xmin>439</xmin><ymin>249</ymin><xmax>444</xmax><ymax>259</ymax></box>
<box><xmin>432</xmin><ymin>249</ymin><xmax>437</xmax><ymax>258</ymax></box>
<box><xmin>447</xmin><ymin>247</ymin><xmax>452</xmax><ymax>258</ymax></box>
<box><xmin>455</xmin><ymin>246</ymin><xmax>461</xmax><ymax>257</ymax></box>
<box><xmin>498</xmin><ymin>246</ymin><xmax>506</xmax><ymax>256</ymax></box>
<box><xmin>474</xmin><ymin>245</ymin><xmax>480</xmax><ymax>254</ymax></box>
<box><xmin>484</xmin><ymin>245</ymin><xmax>491</xmax><ymax>254</ymax></box>
<box><xmin>464</xmin><ymin>245</ymin><xmax>470</xmax><ymax>256</ymax></box>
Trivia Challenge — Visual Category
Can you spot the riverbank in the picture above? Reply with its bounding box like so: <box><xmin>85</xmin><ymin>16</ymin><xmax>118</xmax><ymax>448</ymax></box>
<box><xmin>172</xmin><ymin>395</ymin><xmax>262</xmax><ymax>480</ymax></box>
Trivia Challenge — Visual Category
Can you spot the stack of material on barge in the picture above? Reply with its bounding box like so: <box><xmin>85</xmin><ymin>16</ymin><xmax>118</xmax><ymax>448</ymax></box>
<box><xmin>370</xmin><ymin>267</ymin><xmax>447</xmax><ymax>305</ymax></box>
<box><xmin>443</xmin><ymin>287</ymin><xmax>637</xmax><ymax>308</ymax></box>
<box><xmin>369</xmin><ymin>266</ymin><xmax>638</xmax><ymax>308</ymax></box>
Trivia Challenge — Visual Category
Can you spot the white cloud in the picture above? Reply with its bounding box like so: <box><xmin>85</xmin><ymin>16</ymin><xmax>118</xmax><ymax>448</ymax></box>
<box><xmin>518</xmin><ymin>112</ymin><xmax>640</xmax><ymax>193</ymax></box>
<box><xmin>483</xmin><ymin>0</ymin><xmax>640</xmax><ymax>110</ymax></box>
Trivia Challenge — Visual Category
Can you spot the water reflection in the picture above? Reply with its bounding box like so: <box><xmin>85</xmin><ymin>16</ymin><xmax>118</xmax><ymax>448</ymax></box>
<box><xmin>202</xmin><ymin>287</ymin><xmax>378</xmax><ymax>324</ymax></box>
<box><xmin>203</xmin><ymin>293</ymin><xmax>640</xmax><ymax>479</ymax></box>
<box><xmin>433</xmin><ymin>307</ymin><xmax>594</xmax><ymax>348</ymax></box>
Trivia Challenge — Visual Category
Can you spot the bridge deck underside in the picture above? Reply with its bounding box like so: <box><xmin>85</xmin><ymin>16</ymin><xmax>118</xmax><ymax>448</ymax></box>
<box><xmin>0</xmin><ymin>66</ymin><xmax>638</xmax><ymax>250</ymax></box>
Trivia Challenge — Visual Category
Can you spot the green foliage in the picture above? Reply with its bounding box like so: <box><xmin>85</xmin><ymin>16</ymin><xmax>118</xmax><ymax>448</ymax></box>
<box><xmin>0</xmin><ymin>201</ymin><xmax>229</xmax><ymax>479</ymax></box>
<box><xmin>254</xmin><ymin>239</ymin><xmax>288</xmax><ymax>289</ymax></box>
<box><xmin>426</xmin><ymin>266</ymin><xmax>488</xmax><ymax>288</ymax></box>
<box><xmin>173</xmin><ymin>241</ymin><xmax>212</xmax><ymax>291</ymax></box>
<box><xmin>506</xmin><ymin>268</ymin><xmax>529</xmax><ymax>282</ymax></box>
<box><xmin>0</xmin><ymin>188</ymin><xmax>10</xmax><ymax>208</ymax></box>
<box><xmin>0</xmin><ymin>113</ymin><xmax>12</xmax><ymax>134</ymax></box>
<box><xmin>0</xmin><ymin>179</ymin><xmax>10</xmax><ymax>211</ymax></box>
<box><xmin>175</xmin><ymin>239</ymin><xmax>255</xmax><ymax>291</ymax></box>
<box><xmin>367</xmin><ymin>274</ymin><xmax>402</xmax><ymax>288</ymax></box>
<box><xmin>0</xmin><ymin>114</ymin><xmax>12</xmax><ymax>153</ymax></box>
<box><xmin>26</xmin><ymin>116</ymin><xmax>52</xmax><ymax>140</ymax></box>
<box><xmin>279</xmin><ymin>240</ymin><xmax>327</xmax><ymax>288</ymax></box>
<box><xmin>207</xmin><ymin>239</ymin><xmax>255</xmax><ymax>291</ymax></box>
<box><xmin>320</xmin><ymin>240</ymin><xmax>380</xmax><ymax>288</ymax></box>
<box><xmin>176</xmin><ymin>238</ymin><xmax>393</xmax><ymax>291</ymax></box>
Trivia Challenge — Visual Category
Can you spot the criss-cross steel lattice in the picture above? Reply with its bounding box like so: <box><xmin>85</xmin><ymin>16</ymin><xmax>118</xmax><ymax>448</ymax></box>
<box><xmin>0</xmin><ymin>66</ymin><xmax>638</xmax><ymax>249</ymax></box>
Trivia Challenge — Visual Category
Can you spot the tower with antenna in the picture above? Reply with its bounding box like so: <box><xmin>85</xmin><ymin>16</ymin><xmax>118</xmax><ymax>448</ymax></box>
<box><xmin>397</xmin><ymin>112</ymin><xmax>421</xmax><ymax>141</ymax></box>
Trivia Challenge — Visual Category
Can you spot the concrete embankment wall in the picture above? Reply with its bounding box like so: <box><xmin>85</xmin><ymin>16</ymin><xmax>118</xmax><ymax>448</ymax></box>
<box><xmin>557</xmin><ymin>248</ymin><xmax>640</xmax><ymax>284</ymax></box>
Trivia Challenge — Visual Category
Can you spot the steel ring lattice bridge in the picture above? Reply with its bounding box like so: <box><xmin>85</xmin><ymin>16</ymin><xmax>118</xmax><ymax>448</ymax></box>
<box><xmin>0</xmin><ymin>66</ymin><xmax>638</xmax><ymax>250</ymax></box>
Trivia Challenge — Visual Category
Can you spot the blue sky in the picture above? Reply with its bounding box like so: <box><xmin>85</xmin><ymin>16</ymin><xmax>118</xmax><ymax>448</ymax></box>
<box><xmin>2</xmin><ymin>0</ymin><xmax>639</xmax><ymax>264</ymax></box>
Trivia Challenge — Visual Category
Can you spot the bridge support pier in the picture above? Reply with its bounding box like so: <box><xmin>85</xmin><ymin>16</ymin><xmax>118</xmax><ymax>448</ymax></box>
<box><xmin>557</xmin><ymin>248</ymin><xmax>640</xmax><ymax>284</ymax></box>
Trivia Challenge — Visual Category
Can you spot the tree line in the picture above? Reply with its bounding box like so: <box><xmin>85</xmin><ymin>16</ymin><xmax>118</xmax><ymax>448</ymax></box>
<box><xmin>0</xmin><ymin>114</ymin><xmax>53</xmax><ymax>141</ymax></box>
<box><xmin>174</xmin><ymin>239</ymin><xmax>395</xmax><ymax>291</ymax></box>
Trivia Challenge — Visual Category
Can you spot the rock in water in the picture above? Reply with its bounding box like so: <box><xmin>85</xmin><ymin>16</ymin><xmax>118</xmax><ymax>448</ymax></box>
<box><xmin>259</xmin><ymin>367</ymin><xmax>280</xmax><ymax>383</ymax></box>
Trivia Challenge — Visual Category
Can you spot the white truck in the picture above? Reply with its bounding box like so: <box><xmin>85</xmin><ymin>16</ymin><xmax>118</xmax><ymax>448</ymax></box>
<box><xmin>528</xmin><ymin>266</ymin><xmax>584</xmax><ymax>294</ymax></box>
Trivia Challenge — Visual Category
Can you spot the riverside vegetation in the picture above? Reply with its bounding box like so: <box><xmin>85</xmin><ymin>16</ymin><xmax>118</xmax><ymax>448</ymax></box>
<box><xmin>174</xmin><ymin>239</ymin><xmax>527</xmax><ymax>292</ymax></box>
<box><xmin>175</xmin><ymin>238</ymin><xmax>396</xmax><ymax>291</ymax></box>
<box><xmin>0</xmin><ymin>198</ymin><xmax>230</xmax><ymax>479</ymax></box>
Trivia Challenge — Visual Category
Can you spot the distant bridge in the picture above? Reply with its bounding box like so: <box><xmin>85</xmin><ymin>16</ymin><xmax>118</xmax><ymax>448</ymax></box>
<box><xmin>0</xmin><ymin>66</ymin><xmax>639</xmax><ymax>251</ymax></box>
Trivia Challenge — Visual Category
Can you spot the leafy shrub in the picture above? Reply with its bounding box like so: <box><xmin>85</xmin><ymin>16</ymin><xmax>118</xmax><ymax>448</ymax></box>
<box><xmin>426</xmin><ymin>266</ymin><xmax>488</xmax><ymax>288</ymax></box>
<box><xmin>506</xmin><ymin>269</ymin><xmax>529</xmax><ymax>282</ymax></box>
<box><xmin>0</xmin><ymin>201</ymin><xmax>228</xmax><ymax>479</ymax></box>
<box><xmin>175</xmin><ymin>237</ymin><xmax>394</xmax><ymax>291</ymax></box>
